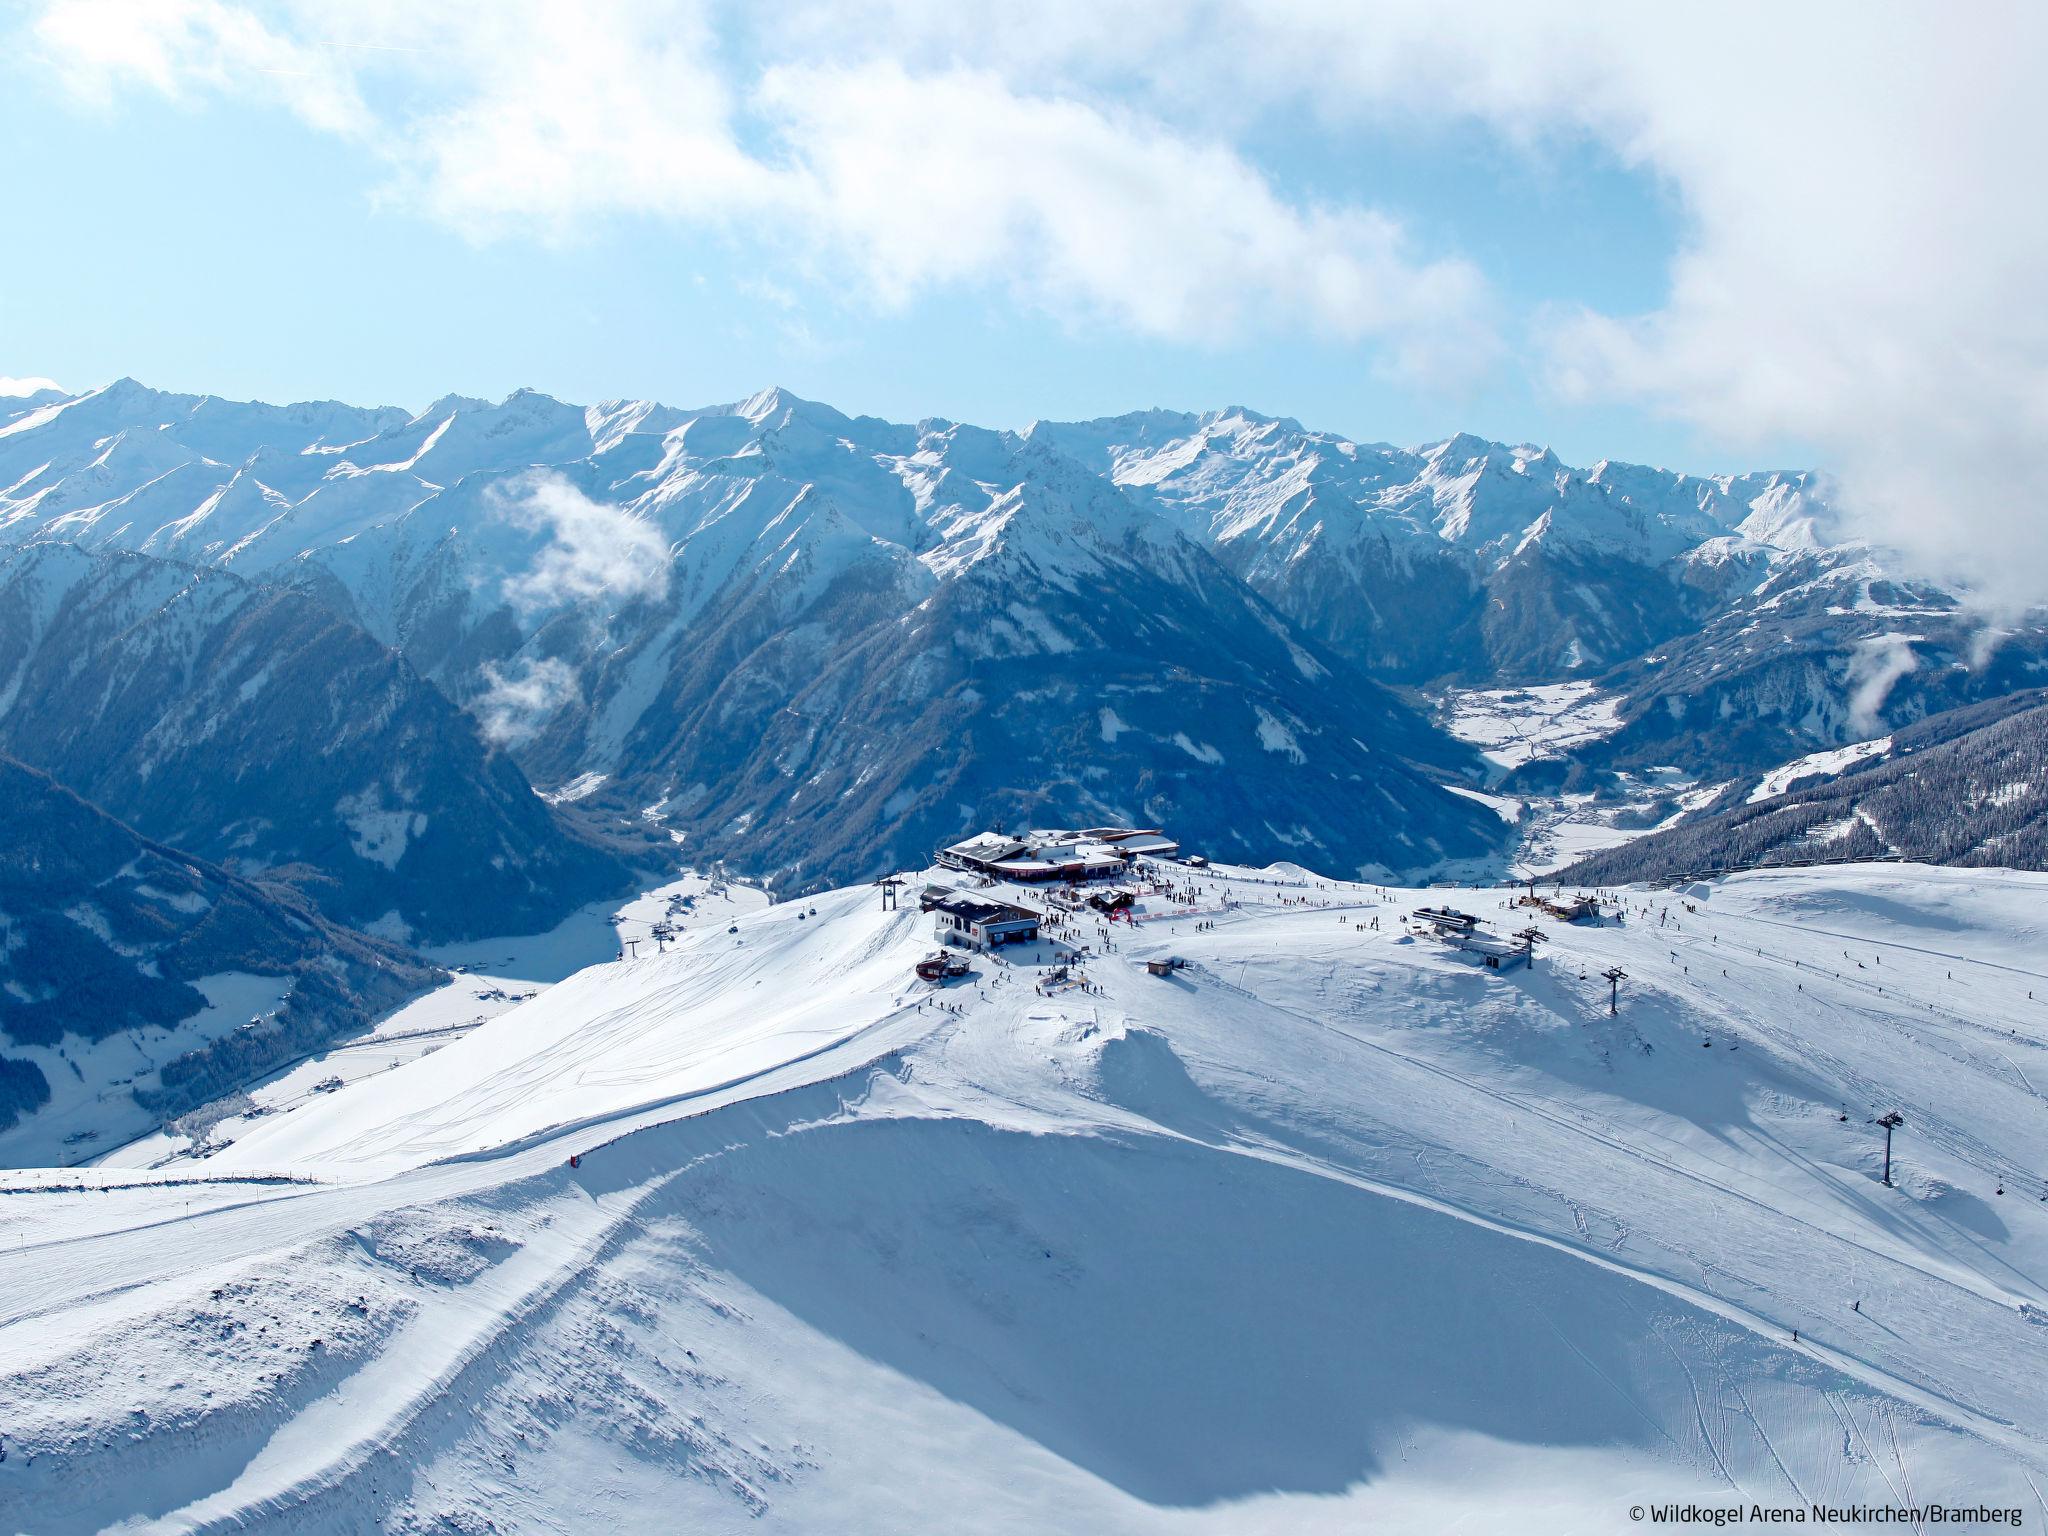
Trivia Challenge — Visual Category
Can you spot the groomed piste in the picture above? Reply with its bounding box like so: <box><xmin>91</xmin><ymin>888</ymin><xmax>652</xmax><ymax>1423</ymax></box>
<box><xmin>4</xmin><ymin>856</ymin><xmax>2048</xmax><ymax>1532</ymax></box>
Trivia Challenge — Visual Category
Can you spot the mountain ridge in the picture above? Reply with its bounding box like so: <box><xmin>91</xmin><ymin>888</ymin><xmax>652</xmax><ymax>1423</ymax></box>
<box><xmin>6</xmin><ymin>375</ymin><xmax>2044</xmax><ymax>890</ymax></box>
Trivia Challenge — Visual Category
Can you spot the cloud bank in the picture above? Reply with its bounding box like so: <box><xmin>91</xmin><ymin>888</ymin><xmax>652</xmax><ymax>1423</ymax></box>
<box><xmin>25</xmin><ymin>0</ymin><xmax>1498</xmax><ymax>392</ymax></box>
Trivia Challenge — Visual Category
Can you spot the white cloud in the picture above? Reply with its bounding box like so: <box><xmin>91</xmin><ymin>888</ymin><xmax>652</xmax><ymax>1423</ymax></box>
<box><xmin>0</xmin><ymin>376</ymin><xmax>63</xmax><ymax>397</ymax></box>
<box><xmin>32</xmin><ymin>0</ymin><xmax>370</xmax><ymax>134</ymax></box>
<box><xmin>758</xmin><ymin>62</ymin><xmax>1495</xmax><ymax>385</ymax></box>
<box><xmin>493</xmin><ymin>471</ymin><xmax>672</xmax><ymax>614</ymax></box>
<box><xmin>23</xmin><ymin>0</ymin><xmax>1500</xmax><ymax>390</ymax></box>
<box><xmin>1846</xmin><ymin>634</ymin><xmax>1920</xmax><ymax>736</ymax></box>
<box><xmin>769</xmin><ymin>1</ymin><xmax>2048</xmax><ymax>605</ymax></box>
<box><xmin>473</xmin><ymin>655</ymin><xmax>577</xmax><ymax>745</ymax></box>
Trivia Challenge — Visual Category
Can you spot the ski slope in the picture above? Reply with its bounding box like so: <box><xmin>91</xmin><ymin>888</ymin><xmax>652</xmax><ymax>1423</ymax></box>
<box><xmin>4</xmin><ymin>860</ymin><xmax>2048</xmax><ymax>1532</ymax></box>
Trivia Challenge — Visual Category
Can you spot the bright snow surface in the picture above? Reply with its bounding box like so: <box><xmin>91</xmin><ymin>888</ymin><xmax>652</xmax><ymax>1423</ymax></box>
<box><xmin>5</xmin><ymin>859</ymin><xmax>2048</xmax><ymax>1530</ymax></box>
<box><xmin>1441</xmin><ymin>680</ymin><xmax>1626</xmax><ymax>771</ymax></box>
<box><xmin>1748</xmin><ymin>737</ymin><xmax>1895</xmax><ymax>804</ymax></box>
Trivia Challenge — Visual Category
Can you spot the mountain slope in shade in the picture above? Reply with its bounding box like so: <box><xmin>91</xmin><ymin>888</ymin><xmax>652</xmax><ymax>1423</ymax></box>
<box><xmin>591</xmin><ymin>434</ymin><xmax>1498</xmax><ymax>884</ymax></box>
<box><xmin>250</xmin><ymin>391</ymin><xmax>1505</xmax><ymax>886</ymax></box>
<box><xmin>1561</xmin><ymin>689</ymin><xmax>2048</xmax><ymax>884</ymax></box>
<box><xmin>1584</xmin><ymin>556</ymin><xmax>2048</xmax><ymax>779</ymax></box>
<box><xmin>8</xmin><ymin>377</ymin><xmax>2045</xmax><ymax>885</ymax></box>
<box><xmin>0</xmin><ymin>542</ymin><xmax>629</xmax><ymax>942</ymax></box>
<box><xmin>0</xmin><ymin>756</ymin><xmax>438</xmax><ymax>1162</ymax></box>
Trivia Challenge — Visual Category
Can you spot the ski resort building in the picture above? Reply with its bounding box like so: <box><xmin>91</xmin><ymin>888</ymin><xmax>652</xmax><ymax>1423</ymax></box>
<box><xmin>1545</xmin><ymin>894</ymin><xmax>1602</xmax><ymax>923</ymax></box>
<box><xmin>1410</xmin><ymin>906</ymin><xmax>1480</xmax><ymax>936</ymax></box>
<box><xmin>1443</xmin><ymin>933</ymin><xmax>1533</xmax><ymax>971</ymax></box>
<box><xmin>936</xmin><ymin>827</ymin><xmax>1179</xmax><ymax>882</ymax></box>
<box><xmin>1521</xmin><ymin>892</ymin><xmax>1601</xmax><ymax>923</ymax></box>
<box><xmin>931</xmin><ymin>894</ymin><xmax>1042</xmax><ymax>948</ymax></box>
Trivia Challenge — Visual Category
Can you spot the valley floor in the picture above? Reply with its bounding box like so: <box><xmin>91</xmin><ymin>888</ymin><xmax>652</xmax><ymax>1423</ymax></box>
<box><xmin>1437</xmin><ymin>681</ymin><xmax>1728</xmax><ymax>877</ymax></box>
<box><xmin>5</xmin><ymin>861</ymin><xmax>2048</xmax><ymax>1532</ymax></box>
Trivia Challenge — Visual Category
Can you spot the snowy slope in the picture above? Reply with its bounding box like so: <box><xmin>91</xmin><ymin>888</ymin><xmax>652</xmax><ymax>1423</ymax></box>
<box><xmin>1567</xmin><ymin>690</ymin><xmax>2048</xmax><ymax>882</ymax></box>
<box><xmin>5</xmin><ymin>857</ymin><xmax>2047</xmax><ymax>1530</ymax></box>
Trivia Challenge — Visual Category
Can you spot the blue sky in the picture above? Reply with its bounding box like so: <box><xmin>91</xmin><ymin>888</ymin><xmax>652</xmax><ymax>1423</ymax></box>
<box><xmin>0</xmin><ymin>3</ymin><xmax>1766</xmax><ymax>472</ymax></box>
<box><xmin>5</xmin><ymin>0</ymin><xmax>2043</xmax><ymax>585</ymax></box>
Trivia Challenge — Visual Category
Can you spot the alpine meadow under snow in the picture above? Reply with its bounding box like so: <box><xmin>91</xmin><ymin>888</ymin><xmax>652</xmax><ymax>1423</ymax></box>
<box><xmin>5</xmin><ymin>375</ymin><xmax>2048</xmax><ymax>1533</ymax></box>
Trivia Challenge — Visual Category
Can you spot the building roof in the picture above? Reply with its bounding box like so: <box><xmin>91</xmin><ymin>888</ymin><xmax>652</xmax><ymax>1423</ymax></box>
<box><xmin>1412</xmin><ymin>906</ymin><xmax>1478</xmax><ymax>928</ymax></box>
<box><xmin>1448</xmin><ymin>933</ymin><xmax>1529</xmax><ymax>958</ymax></box>
<box><xmin>933</xmin><ymin>895</ymin><xmax>1039</xmax><ymax>925</ymax></box>
<box><xmin>1113</xmin><ymin>833</ymin><xmax>1180</xmax><ymax>855</ymax></box>
<box><xmin>944</xmin><ymin>825</ymin><xmax>1177</xmax><ymax>876</ymax></box>
<box><xmin>944</xmin><ymin>833</ymin><xmax>1031</xmax><ymax>864</ymax></box>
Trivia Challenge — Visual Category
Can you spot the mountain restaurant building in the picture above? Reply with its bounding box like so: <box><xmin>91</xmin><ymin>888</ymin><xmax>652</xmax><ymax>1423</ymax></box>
<box><xmin>936</xmin><ymin>827</ymin><xmax>1178</xmax><ymax>883</ymax></box>
<box><xmin>932</xmin><ymin>895</ymin><xmax>1042</xmax><ymax>948</ymax></box>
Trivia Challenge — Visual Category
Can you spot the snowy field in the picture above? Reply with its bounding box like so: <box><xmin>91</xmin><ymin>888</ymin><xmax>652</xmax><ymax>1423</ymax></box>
<box><xmin>1440</xmin><ymin>680</ymin><xmax>1627</xmax><ymax>771</ymax></box>
<box><xmin>1434</xmin><ymin>684</ymin><xmax>1728</xmax><ymax>877</ymax></box>
<box><xmin>1748</xmin><ymin>736</ymin><xmax>1895</xmax><ymax>804</ymax></box>
<box><xmin>4</xmin><ymin>860</ymin><xmax>2048</xmax><ymax>1531</ymax></box>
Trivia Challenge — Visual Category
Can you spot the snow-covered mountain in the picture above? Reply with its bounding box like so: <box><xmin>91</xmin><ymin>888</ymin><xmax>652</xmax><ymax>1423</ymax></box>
<box><xmin>6</xmin><ymin>376</ymin><xmax>2044</xmax><ymax>886</ymax></box>
<box><xmin>1033</xmin><ymin>408</ymin><xmax>2048</xmax><ymax>780</ymax></box>
<box><xmin>0</xmin><ymin>756</ymin><xmax>438</xmax><ymax>1164</ymax></box>
<box><xmin>0</xmin><ymin>541</ymin><xmax>627</xmax><ymax>942</ymax></box>
<box><xmin>6</xmin><ymin>854</ymin><xmax>2046</xmax><ymax>1527</ymax></box>
<box><xmin>1585</xmin><ymin>554</ymin><xmax>2048</xmax><ymax>780</ymax></box>
<box><xmin>1</xmin><ymin>381</ymin><xmax>1524</xmax><ymax>886</ymax></box>
<box><xmin>1035</xmin><ymin>407</ymin><xmax>1833</xmax><ymax>678</ymax></box>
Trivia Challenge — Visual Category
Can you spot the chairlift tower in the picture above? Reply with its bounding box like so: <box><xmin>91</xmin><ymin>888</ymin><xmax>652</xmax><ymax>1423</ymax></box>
<box><xmin>1874</xmin><ymin>1110</ymin><xmax>1905</xmax><ymax>1187</ymax></box>
<box><xmin>878</xmin><ymin>876</ymin><xmax>903</xmax><ymax>912</ymax></box>
<box><xmin>1601</xmin><ymin>965</ymin><xmax>1627</xmax><ymax>1016</ymax></box>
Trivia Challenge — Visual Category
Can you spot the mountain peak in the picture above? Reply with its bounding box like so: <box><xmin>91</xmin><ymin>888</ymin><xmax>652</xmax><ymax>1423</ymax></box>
<box><xmin>1426</xmin><ymin>431</ymin><xmax>1498</xmax><ymax>465</ymax></box>
<box><xmin>736</xmin><ymin>384</ymin><xmax>849</xmax><ymax>431</ymax></box>
<box><xmin>420</xmin><ymin>392</ymin><xmax>494</xmax><ymax>420</ymax></box>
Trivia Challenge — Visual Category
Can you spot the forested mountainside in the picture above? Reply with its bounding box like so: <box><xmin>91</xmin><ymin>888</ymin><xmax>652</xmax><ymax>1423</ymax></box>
<box><xmin>1562</xmin><ymin>690</ymin><xmax>2048</xmax><ymax>884</ymax></box>
<box><xmin>0</xmin><ymin>755</ymin><xmax>438</xmax><ymax>1161</ymax></box>
<box><xmin>0</xmin><ymin>541</ymin><xmax>627</xmax><ymax>941</ymax></box>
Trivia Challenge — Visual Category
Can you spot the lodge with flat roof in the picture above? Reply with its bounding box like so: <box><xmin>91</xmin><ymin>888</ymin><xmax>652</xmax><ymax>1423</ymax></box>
<box><xmin>936</xmin><ymin>827</ymin><xmax>1180</xmax><ymax>882</ymax></box>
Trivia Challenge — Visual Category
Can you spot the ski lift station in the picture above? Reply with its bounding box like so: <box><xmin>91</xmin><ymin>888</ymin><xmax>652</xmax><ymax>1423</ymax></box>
<box><xmin>1444</xmin><ymin>933</ymin><xmax>1533</xmax><ymax>971</ymax></box>
<box><xmin>1409</xmin><ymin>906</ymin><xmax>1479</xmax><ymax>936</ymax></box>
<box><xmin>930</xmin><ymin>893</ymin><xmax>1042</xmax><ymax>949</ymax></box>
